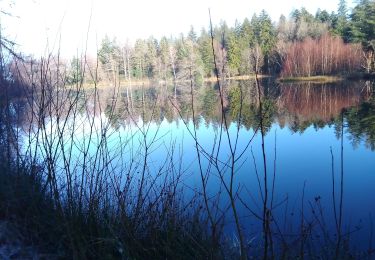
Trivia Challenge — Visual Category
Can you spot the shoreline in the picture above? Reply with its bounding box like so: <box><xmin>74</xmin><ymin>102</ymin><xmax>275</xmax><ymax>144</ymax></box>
<box><xmin>66</xmin><ymin>73</ymin><xmax>374</xmax><ymax>89</ymax></box>
<box><xmin>65</xmin><ymin>74</ymin><xmax>272</xmax><ymax>89</ymax></box>
<box><xmin>279</xmin><ymin>73</ymin><xmax>375</xmax><ymax>83</ymax></box>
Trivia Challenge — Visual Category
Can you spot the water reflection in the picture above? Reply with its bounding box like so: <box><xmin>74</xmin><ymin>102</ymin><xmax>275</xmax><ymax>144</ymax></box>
<box><xmin>14</xmin><ymin>79</ymin><xmax>375</xmax><ymax>256</ymax></box>
<box><xmin>81</xmin><ymin>79</ymin><xmax>374</xmax><ymax>149</ymax></box>
<box><xmin>345</xmin><ymin>96</ymin><xmax>375</xmax><ymax>150</ymax></box>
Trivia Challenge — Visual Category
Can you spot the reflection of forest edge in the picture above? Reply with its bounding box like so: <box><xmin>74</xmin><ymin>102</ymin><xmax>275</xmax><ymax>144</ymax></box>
<box><xmin>16</xmin><ymin>79</ymin><xmax>373</xmax><ymax>149</ymax></box>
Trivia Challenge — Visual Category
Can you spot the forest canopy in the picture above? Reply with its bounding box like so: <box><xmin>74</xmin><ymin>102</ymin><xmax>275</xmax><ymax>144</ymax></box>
<box><xmin>8</xmin><ymin>0</ymin><xmax>375</xmax><ymax>86</ymax></box>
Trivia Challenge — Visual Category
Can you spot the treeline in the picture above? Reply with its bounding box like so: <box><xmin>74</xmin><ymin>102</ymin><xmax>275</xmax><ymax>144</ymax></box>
<box><xmin>14</xmin><ymin>0</ymin><xmax>375</xmax><ymax>86</ymax></box>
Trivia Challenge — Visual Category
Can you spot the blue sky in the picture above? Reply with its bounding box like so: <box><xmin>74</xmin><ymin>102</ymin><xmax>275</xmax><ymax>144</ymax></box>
<box><xmin>1</xmin><ymin>0</ymin><xmax>354</xmax><ymax>58</ymax></box>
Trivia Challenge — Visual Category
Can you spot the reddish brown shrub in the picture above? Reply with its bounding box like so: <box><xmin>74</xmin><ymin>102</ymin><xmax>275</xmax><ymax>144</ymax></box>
<box><xmin>281</xmin><ymin>33</ymin><xmax>362</xmax><ymax>77</ymax></box>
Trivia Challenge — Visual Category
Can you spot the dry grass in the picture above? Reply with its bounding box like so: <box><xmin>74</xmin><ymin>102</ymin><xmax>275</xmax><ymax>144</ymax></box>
<box><xmin>278</xmin><ymin>75</ymin><xmax>344</xmax><ymax>83</ymax></box>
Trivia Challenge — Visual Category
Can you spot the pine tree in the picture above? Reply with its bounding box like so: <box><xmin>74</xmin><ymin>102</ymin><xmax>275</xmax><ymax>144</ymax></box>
<box><xmin>349</xmin><ymin>0</ymin><xmax>375</xmax><ymax>72</ymax></box>
<box><xmin>98</xmin><ymin>35</ymin><xmax>120</xmax><ymax>66</ymax></box>
<box><xmin>97</xmin><ymin>36</ymin><xmax>121</xmax><ymax>82</ymax></box>
<box><xmin>337</xmin><ymin>0</ymin><xmax>348</xmax><ymax>36</ymax></box>
<box><xmin>159</xmin><ymin>37</ymin><xmax>171</xmax><ymax>80</ymax></box>
<box><xmin>241</xmin><ymin>18</ymin><xmax>255</xmax><ymax>48</ymax></box>
<box><xmin>349</xmin><ymin>0</ymin><xmax>375</xmax><ymax>43</ymax></box>
<box><xmin>250</xmin><ymin>14</ymin><xmax>260</xmax><ymax>43</ymax></box>
<box><xmin>258</xmin><ymin>10</ymin><xmax>276</xmax><ymax>71</ymax></box>
<box><xmin>188</xmin><ymin>26</ymin><xmax>198</xmax><ymax>43</ymax></box>
<box><xmin>227</xmin><ymin>30</ymin><xmax>241</xmax><ymax>75</ymax></box>
<box><xmin>145</xmin><ymin>37</ymin><xmax>158</xmax><ymax>78</ymax></box>
<box><xmin>68</xmin><ymin>57</ymin><xmax>83</xmax><ymax>84</ymax></box>
<box><xmin>198</xmin><ymin>28</ymin><xmax>214</xmax><ymax>77</ymax></box>
<box><xmin>132</xmin><ymin>39</ymin><xmax>148</xmax><ymax>79</ymax></box>
<box><xmin>315</xmin><ymin>9</ymin><xmax>331</xmax><ymax>24</ymax></box>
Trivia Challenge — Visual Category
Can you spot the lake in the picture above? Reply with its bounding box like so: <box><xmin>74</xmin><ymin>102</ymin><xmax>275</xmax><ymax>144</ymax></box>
<box><xmin>20</xmin><ymin>78</ymin><xmax>375</xmax><ymax>255</ymax></box>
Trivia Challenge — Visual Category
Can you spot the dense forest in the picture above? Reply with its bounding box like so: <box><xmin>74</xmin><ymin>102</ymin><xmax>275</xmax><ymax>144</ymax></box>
<box><xmin>8</xmin><ymin>0</ymin><xmax>375</xmax><ymax>87</ymax></box>
<box><xmin>70</xmin><ymin>0</ymin><xmax>375</xmax><ymax>84</ymax></box>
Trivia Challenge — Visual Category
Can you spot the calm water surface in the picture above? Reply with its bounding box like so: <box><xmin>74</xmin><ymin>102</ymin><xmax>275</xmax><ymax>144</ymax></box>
<box><xmin>23</xmin><ymin>79</ymin><xmax>375</xmax><ymax>249</ymax></box>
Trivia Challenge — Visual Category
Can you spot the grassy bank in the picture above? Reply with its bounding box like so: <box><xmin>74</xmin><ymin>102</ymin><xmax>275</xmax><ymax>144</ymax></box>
<box><xmin>279</xmin><ymin>73</ymin><xmax>375</xmax><ymax>83</ymax></box>
<box><xmin>278</xmin><ymin>75</ymin><xmax>344</xmax><ymax>83</ymax></box>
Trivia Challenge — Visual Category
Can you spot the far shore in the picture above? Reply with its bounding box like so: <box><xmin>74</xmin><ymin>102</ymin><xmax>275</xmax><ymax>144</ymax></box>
<box><xmin>66</xmin><ymin>73</ymin><xmax>374</xmax><ymax>90</ymax></box>
<box><xmin>66</xmin><ymin>74</ymin><xmax>271</xmax><ymax>89</ymax></box>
